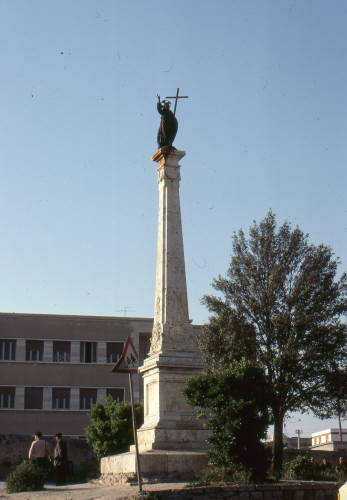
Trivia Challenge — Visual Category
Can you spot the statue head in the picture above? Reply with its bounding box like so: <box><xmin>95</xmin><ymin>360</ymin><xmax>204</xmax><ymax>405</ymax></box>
<box><xmin>162</xmin><ymin>100</ymin><xmax>171</xmax><ymax>111</ymax></box>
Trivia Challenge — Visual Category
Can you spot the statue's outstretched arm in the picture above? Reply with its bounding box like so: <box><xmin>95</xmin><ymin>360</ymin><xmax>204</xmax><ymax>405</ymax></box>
<box><xmin>157</xmin><ymin>100</ymin><xmax>163</xmax><ymax>115</ymax></box>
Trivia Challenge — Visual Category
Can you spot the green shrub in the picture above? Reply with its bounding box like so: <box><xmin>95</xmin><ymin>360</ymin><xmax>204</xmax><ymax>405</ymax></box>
<box><xmin>6</xmin><ymin>460</ymin><xmax>46</xmax><ymax>493</ymax></box>
<box><xmin>198</xmin><ymin>464</ymin><xmax>254</xmax><ymax>485</ymax></box>
<box><xmin>283</xmin><ymin>454</ymin><xmax>337</xmax><ymax>481</ymax></box>
<box><xmin>85</xmin><ymin>397</ymin><xmax>144</xmax><ymax>459</ymax></box>
<box><xmin>183</xmin><ymin>358</ymin><xmax>271</xmax><ymax>483</ymax></box>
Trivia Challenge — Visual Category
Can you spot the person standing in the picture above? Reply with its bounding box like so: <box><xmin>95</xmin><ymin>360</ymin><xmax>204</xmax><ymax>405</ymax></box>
<box><xmin>53</xmin><ymin>433</ymin><xmax>68</xmax><ymax>485</ymax></box>
<box><xmin>28</xmin><ymin>432</ymin><xmax>50</xmax><ymax>471</ymax></box>
<box><xmin>335</xmin><ymin>456</ymin><xmax>347</xmax><ymax>482</ymax></box>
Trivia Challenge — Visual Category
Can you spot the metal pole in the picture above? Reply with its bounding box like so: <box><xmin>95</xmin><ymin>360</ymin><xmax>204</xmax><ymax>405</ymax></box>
<box><xmin>129</xmin><ymin>372</ymin><xmax>142</xmax><ymax>492</ymax></box>
<box><xmin>173</xmin><ymin>88</ymin><xmax>179</xmax><ymax>115</ymax></box>
<box><xmin>296</xmin><ymin>429</ymin><xmax>301</xmax><ymax>449</ymax></box>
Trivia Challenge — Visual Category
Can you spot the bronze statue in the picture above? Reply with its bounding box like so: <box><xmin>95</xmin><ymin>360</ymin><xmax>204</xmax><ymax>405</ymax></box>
<box><xmin>157</xmin><ymin>95</ymin><xmax>178</xmax><ymax>148</ymax></box>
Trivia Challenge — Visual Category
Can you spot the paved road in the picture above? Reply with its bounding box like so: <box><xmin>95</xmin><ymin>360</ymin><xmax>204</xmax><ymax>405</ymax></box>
<box><xmin>0</xmin><ymin>480</ymin><xmax>187</xmax><ymax>499</ymax></box>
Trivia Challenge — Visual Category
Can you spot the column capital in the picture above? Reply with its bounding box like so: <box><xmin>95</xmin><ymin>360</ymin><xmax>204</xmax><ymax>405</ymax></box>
<box><xmin>152</xmin><ymin>147</ymin><xmax>186</xmax><ymax>167</ymax></box>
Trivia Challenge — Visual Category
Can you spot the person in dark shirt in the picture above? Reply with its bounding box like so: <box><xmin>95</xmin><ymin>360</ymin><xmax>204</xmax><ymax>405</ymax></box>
<box><xmin>335</xmin><ymin>456</ymin><xmax>347</xmax><ymax>481</ymax></box>
<box><xmin>53</xmin><ymin>433</ymin><xmax>68</xmax><ymax>485</ymax></box>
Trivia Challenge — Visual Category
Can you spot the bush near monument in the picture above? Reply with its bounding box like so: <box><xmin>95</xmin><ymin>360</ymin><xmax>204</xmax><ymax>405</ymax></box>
<box><xmin>283</xmin><ymin>454</ymin><xmax>337</xmax><ymax>481</ymax></box>
<box><xmin>183</xmin><ymin>358</ymin><xmax>271</xmax><ymax>483</ymax></box>
<box><xmin>85</xmin><ymin>397</ymin><xmax>143</xmax><ymax>460</ymax></box>
<box><xmin>198</xmin><ymin>211</ymin><xmax>347</xmax><ymax>477</ymax></box>
<box><xmin>6</xmin><ymin>459</ymin><xmax>46</xmax><ymax>493</ymax></box>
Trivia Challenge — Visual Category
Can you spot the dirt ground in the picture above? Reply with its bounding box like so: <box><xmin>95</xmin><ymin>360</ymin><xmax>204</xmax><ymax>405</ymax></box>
<box><xmin>0</xmin><ymin>480</ymin><xmax>187</xmax><ymax>499</ymax></box>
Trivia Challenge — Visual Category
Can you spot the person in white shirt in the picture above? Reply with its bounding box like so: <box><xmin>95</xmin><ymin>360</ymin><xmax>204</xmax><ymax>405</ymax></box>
<box><xmin>28</xmin><ymin>431</ymin><xmax>50</xmax><ymax>470</ymax></box>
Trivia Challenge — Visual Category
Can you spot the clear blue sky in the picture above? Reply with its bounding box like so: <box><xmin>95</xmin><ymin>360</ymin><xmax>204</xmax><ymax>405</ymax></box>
<box><xmin>0</xmin><ymin>0</ymin><xmax>346</xmax><ymax>436</ymax></box>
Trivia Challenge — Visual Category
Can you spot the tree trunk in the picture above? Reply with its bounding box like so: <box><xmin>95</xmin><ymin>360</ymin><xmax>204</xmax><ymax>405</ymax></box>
<box><xmin>272</xmin><ymin>412</ymin><xmax>284</xmax><ymax>478</ymax></box>
<box><xmin>338</xmin><ymin>411</ymin><xmax>342</xmax><ymax>442</ymax></box>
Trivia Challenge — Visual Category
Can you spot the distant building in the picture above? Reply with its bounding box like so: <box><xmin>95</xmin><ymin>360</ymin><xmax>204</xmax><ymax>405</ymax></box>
<box><xmin>265</xmin><ymin>434</ymin><xmax>310</xmax><ymax>449</ymax></box>
<box><xmin>311</xmin><ymin>428</ymin><xmax>347</xmax><ymax>451</ymax></box>
<box><xmin>0</xmin><ymin>312</ymin><xmax>156</xmax><ymax>436</ymax></box>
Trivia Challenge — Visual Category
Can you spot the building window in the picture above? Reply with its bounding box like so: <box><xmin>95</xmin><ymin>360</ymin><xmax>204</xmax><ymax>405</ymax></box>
<box><xmin>26</xmin><ymin>340</ymin><xmax>43</xmax><ymax>361</ymax></box>
<box><xmin>106</xmin><ymin>342</ymin><xmax>123</xmax><ymax>363</ymax></box>
<box><xmin>52</xmin><ymin>388</ymin><xmax>70</xmax><ymax>409</ymax></box>
<box><xmin>80</xmin><ymin>388</ymin><xmax>97</xmax><ymax>410</ymax></box>
<box><xmin>0</xmin><ymin>387</ymin><xmax>15</xmax><ymax>408</ymax></box>
<box><xmin>0</xmin><ymin>339</ymin><xmax>16</xmax><ymax>361</ymax></box>
<box><xmin>25</xmin><ymin>387</ymin><xmax>43</xmax><ymax>409</ymax></box>
<box><xmin>139</xmin><ymin>333</ymin><xmax>151</xmax><ymax>363</ymax></box>
<box><xmin>107</xmin><ymin>388</ymin><xmax>124</xmax><ymax>402</ymax></box>
<box><xmin>53</xmin><ymin>341</ymin><xmax>70</xmax><ymax>362</ymax></box>
<box><xmin>80</xmin><ymin>342</ymin><xmax>97</xmax><ymax>363</ymax></box>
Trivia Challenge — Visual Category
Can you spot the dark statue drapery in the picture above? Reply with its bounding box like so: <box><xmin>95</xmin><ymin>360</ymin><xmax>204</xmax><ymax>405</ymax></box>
<box><xmin>157</xmin><ymin>96</ymin><xmax>178</xmax><ymax>148</ymax></box>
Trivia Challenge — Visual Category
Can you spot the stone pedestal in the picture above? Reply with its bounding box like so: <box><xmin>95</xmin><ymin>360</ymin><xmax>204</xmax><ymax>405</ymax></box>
<box><xmin>100</xmin><ymin>147</ymin><xmax>208</xmax><ymax>481</ymax></box>
<box><xmin>101</xmin><ymin>449</ymin><xmax>207</xmax><ymax>483</ymax></box>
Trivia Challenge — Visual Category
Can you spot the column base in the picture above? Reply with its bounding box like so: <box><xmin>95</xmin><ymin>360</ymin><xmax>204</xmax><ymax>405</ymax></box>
<box><xmin>134</xmin><ymin>426</ymin><xmax>208</xmax><ymax>453</ymax></box>
<box><xmin>100</xmin><ymin>449</ymin><xmax>208</xmax><ymax>483</ymax></box>
<box><xmin>138</xmin><ymin>351</ymin><xmax>208</xmax><ymax>453</ymax></box>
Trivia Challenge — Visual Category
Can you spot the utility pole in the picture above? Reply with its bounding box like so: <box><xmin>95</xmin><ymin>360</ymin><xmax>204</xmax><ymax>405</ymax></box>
<box><xmin>296</xmin><ymin>429</ymin><xmax>302</xmax><ymax>449</ymax></box>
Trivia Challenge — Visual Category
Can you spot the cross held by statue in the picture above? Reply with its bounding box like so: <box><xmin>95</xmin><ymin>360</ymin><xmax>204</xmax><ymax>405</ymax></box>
<box><xmin>165</xmin><ymin>88</ymin><xmax>189</xmax><ymax>116</ymax></box>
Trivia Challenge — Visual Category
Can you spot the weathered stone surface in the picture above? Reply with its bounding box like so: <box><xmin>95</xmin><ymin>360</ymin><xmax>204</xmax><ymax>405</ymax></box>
<box><xmin>136</xmin><ymin>148</ymin><xmax>207</xmax><ymax>455</ymax></box>
<box><xmin>101</xmin><ymin>449</ymin><xmax>208</xmax><ymax>482</ymax></box>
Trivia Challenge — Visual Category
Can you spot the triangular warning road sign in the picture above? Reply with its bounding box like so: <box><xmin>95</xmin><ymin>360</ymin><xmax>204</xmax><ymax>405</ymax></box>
<box><xmin>112</xmin><ymin>336</ymin><xmax>139</xmax><ymax>373</ymax></box>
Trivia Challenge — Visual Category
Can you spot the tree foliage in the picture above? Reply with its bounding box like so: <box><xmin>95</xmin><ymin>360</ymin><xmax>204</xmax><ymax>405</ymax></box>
<box><xmin>183</xmin><ymin>358</ymin><xmax>271</xmax><ymax>482</ymax></box>
<box><xmin>199</xmin><ymin>211</ymin><xmax>347</xmax><ymax>475</ymax></box>
<box><xmin>314</xmin><ymin>364</ymin><xmax>347</xmax><ymax>439</ymax></box>
<box><xmin>85</xmin><ymin>397</ymin><xmax>143</xmax><ymax>460</ymax></box>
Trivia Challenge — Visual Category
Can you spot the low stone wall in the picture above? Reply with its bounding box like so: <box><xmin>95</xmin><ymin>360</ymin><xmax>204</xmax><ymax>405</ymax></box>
<box><xmin>0</xmin><ymin>434</ymin><xmax>98</xmax><ymax>479</ymax></box>
<box><xmin>134</xmin><ymin>482</ymin><xmax>339</xmax><ymax>500</ymax></box>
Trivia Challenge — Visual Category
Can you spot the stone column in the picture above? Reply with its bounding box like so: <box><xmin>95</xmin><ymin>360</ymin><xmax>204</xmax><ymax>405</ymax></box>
<box><xmin>97</xmin><ymin>388</ymin><xmax>107</xmax><ymax>404</ymax></box>
<box><xmin>137</xmin><ymin>148</ymin><xmax>206</xmax><ymax>452</ymax></box>
<box><xmin>70</xmin><ymin>387</ymin><xmax>80</xmax><ymax>410</ymax></box>
<box><xmin>16</xmin><ymin>339</ymin><xmax>26</xmax><ymax>362</ymax></box>
<box><xmin>43</xmin><ymin>340</ymin><xmax>53</xmax><ymax>363</ymax></box>
<box><xmin>15</xmin><ymin>386</ymin><xmax>25</xmax><ymax>410</ymax></box>
<box><xmin>43</xmin><ymin>387</ymin><xmax>52</xmax><ymax>410</ymax></box>
<box><xmin>98</xmin><ymin>342</ymin><xmax>107</xmax><ymax>363</ymax></box>
<box><xmin>71</xmin><ymin>341</ymin><xmax>80</xmax><ymax>363</ymax></box>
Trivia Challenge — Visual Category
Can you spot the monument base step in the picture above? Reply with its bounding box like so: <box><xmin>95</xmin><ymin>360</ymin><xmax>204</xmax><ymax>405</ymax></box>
<box><xmin>100</xmin><ymin>449</ymin><xmax>209</xmax><ymax>483</ymax></box>
<box><xmin>135</xmin><ymin>425</ymin><xmax>209</xmax><ymax>453</ymax></box>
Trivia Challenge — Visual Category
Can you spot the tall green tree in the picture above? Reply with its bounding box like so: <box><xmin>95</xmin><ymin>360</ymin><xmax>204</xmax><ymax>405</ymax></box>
<box><xmin>313</xmin><ymin>364</ymin><xmax>347</xmax><ymax>441</ymax></box>
<box><xmin>85</xmin><ymin>397</ymin><xmax>143</xmax><ymax>460</ymax></box>
<box><xmin>183</xmin><ymin>358</ymin><xmax>271</xmax><ymax>482</ymax></box>
<box><xmin>199</xmin><ymin>211</ymin><xmax>347</xmax><ymax>476</ymax></box>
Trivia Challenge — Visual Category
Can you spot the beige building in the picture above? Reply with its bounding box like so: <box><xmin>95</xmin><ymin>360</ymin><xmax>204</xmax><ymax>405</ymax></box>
<box><xmin>0</xmin><ymin>312</ymin><xmax>154</xmax><ymax>436</ymax></box>
<box><xmin>311</xmin><ymin>428</ymin><xmax>347</xmax><ymax>451</ymax></box>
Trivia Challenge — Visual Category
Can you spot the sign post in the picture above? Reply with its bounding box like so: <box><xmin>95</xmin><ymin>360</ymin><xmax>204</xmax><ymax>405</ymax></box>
<box><xmin>112</xmin><ymin>336</ymin><xmax>142</xmax><ymax>492</ymax></box>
